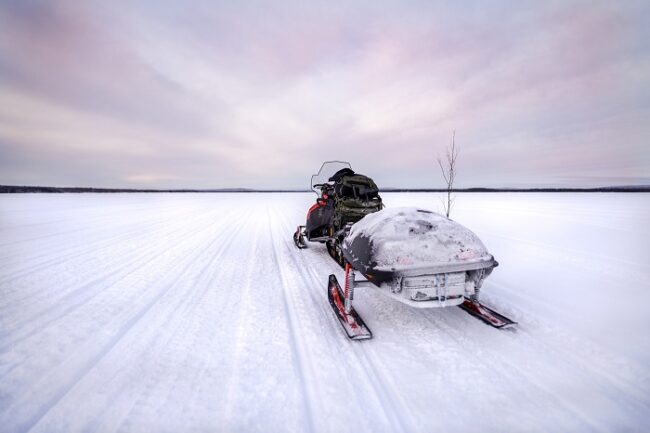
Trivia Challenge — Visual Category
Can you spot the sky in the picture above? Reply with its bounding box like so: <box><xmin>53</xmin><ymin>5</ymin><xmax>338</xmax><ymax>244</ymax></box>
<box><xmin>1</xmin><ymin>0</ymin><xmax>649</xmax><ymax>189</ymax></box>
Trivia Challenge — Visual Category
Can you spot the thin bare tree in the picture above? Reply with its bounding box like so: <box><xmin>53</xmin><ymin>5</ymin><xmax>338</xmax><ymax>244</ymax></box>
<box><xmin>438</xmin><ymin>131</ymin><xmax>459</xmax><ymax>218</ymax></box>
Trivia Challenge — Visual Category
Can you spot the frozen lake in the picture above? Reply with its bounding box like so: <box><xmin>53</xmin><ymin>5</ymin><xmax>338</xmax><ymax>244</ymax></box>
<box><xmin>1</xmin><ymin>192</ymin><xmax>649</xmax><ymax>432</ymax></box>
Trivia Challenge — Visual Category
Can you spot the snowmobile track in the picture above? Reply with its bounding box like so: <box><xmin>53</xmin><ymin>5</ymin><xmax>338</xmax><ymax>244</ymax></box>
<box><xmin>272</xmin><ymin>205</ymin><xmax>418</xmax><ymax>433</ymax></box>
<box><xmin>1</xmin><ymin>213</ymin><xmax>250</xmax><ymax>433</ymax></box>
<box><xmin>0</xmin><ymin>210</ymin><xmax>237</xmax><ymax>354</ymax></box>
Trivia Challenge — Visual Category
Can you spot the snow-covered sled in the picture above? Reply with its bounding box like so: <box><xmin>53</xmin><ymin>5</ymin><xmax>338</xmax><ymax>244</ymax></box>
<box><xmin>342</xmin><ymin>207</ymin><xmax>497</xmax><ymax>308</ymax></box>
<box><xmin>295</xmin><ymin>162</ymin><xmax>515</xmax><ymax>340</ymax></box>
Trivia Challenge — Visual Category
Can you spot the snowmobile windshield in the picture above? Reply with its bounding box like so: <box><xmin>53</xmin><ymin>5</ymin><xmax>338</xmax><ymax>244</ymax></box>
<box><xmin>310</xmin><ymin>161</ymin><xmax>352</xmax><ymax>195</ymax></box>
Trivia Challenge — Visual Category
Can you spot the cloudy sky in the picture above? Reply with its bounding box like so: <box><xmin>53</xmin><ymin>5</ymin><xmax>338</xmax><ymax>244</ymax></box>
<box><xmin>1</xmin><ymin>0</ymin><xmax>649</xmax><ymax>189</ymax></box>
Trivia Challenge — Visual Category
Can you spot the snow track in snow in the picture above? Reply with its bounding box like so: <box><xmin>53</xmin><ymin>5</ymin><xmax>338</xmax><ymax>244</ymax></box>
<box><xmin>268</xmin><ymin>202</ymin><xmax>417</xmax><ymax>433</ymax></box>
<box><xmin>1</xmin><ymin>193</ymin><xmax>649</xmax><ymax>433</ymax></box>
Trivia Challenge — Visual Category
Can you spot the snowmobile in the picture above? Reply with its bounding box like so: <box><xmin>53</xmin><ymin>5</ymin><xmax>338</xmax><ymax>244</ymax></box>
<box><xmin>293</xmin><ymin>161</ymin><xmax>383</xmax><ymax>264</ymax></box>
<box><xmin>294</xmin><ymin>161</ymin><xmax>515</xmax><ymax>340</ymax></box>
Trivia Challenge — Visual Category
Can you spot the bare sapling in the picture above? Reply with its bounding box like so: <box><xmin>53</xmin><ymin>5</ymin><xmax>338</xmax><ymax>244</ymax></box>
<box><xmin>438</xmin><ymin>131</ymin><xmax>459</xmax><ymax>218</ymax></box>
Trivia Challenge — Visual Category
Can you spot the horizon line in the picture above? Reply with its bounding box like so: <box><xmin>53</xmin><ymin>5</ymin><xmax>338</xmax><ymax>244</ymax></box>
<box><xmin>2</xmin><ymin>184</ymin><xmax>649</xmax><ymax>193</ymax></box>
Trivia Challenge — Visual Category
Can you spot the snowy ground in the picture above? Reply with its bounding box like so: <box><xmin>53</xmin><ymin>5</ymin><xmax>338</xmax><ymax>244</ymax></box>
<box><xmin>1</xmin><ymin>192</ymin><xmax>649</xmax><ymax>433</ymax></box>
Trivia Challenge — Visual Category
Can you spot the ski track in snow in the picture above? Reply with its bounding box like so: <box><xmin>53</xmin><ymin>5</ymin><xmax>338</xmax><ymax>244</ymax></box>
<box><xmin>1</xmin><ymin>193</ymin><xmax>649</xmax><ymax>433</ymax></box>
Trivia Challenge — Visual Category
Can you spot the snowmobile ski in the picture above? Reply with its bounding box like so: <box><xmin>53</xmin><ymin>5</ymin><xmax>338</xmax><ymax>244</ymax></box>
<box><xmin>293</xmin><ymin>226</ymin><xmax>307</xmax><ymax>249</ymax></box>
<box><xmin>458</xmin><ymin>299</ymin><xmax>516</xmax><ymax>329</ymax></box>
<box><xmin>328</xmin><ymin>274</ymin><xmax>372</xmax><ymax>340</ymax></box>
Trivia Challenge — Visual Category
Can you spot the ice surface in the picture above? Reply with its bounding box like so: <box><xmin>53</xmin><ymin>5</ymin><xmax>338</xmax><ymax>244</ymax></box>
<box><xmin>345</xmin><ymin>207</ymin><xmax>493</xmax><ymax>270</ymax></box>
<box><xmin>1</xmin><ymin>192</ymin><xmax>649</xmax><ymax>433</ymax></box>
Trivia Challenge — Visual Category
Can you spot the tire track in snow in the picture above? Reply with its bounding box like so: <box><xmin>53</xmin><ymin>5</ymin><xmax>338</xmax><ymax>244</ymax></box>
<box><xmin>267</xmin><ymin>208</ymin><xmax>317</xmax><ymax>433</ymax></box>
<box><xmin>297</xmin><ymin>262</ymin><xmax>417</xmax><ymax>433</ymax></box>
<box><xmin>1</xmin><ymin>205</ymin><xmax>226</xmax><ymax>311</ymax></box>
<box><xmin>0</xmin><ymin>209</ymin><xmax>236</xmax><ymax>353</ymax></box>
<box><xmin>0</xmin><ymin>205</ymin><xmax>225</xmax><ymax>306</ymax></box>
<box><xmin>278</xmin><ymin>203</ymin><xmax>415</xmax><ymax>432</ymax></box>
<box><xmin>93</xmin><ymin>212</ymin><xmax>253</xmax><ymax>433</ymax></box>
<box><xmin>286</xmin><ymin>251</ymin><xmax>414</xmax><ymax>433</ymax></box>
<box><xmin>0</xmin><ymin>200</ymin><xmax>186</xmax><ymax>248</ymax></box>
<box><xmin>0</xmin><ymin>203</ymin><xmax>172</xmax><ymax>248</ymax></box>
<box><xmin>0</xmin><ymin>205</ymin><xmax>194</xmax><ymax>285</ymax></box>
<box><xmin>0</xmin><ymin>209</ymin><xmax>235</xmax><ymax>385</ymax></box>
<box><xmin>0</xmin><ymin>209</ymin><xmax>249</xmax><ymax>433</ymax></box>
<box><xmin>173</xmin><ymin>211</ymin><xmax>303</xmax><ymax>432</ymax></box>
<box><xmin>210</xmin><ymin>214</ymin><xmax>303</xmax><ymax>431</ymax></box>
<box><xmin>0</xmin><ymin>205</ymin><xmax>230</xmax><ymax>317</ymax></box>
<box><xmin>270</xmin><ymin>203</ymin><xmax>417</xmax><ymax>433</ymax></box>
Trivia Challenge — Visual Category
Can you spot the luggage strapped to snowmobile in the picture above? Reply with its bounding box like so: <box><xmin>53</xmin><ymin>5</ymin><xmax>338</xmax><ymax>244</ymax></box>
<box><xmin>331</xmin><ymin>171</ymin><xmax>383</xmax><ymax>230</ymax></box>
<box><xmin>295</xmin><ymin>161</ymin><xmax>383</xmax><ymax>248</ymax></box>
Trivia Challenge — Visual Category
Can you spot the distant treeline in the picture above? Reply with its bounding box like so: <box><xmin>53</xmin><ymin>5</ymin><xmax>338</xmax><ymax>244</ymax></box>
<box><xmin>0</xmin><ymin>185</ymin><xmax>305</xmax><ymax>193</ymax></box>
<box><xmin>380</xmin><ymin>186</ymin><xmax>650</xmax><ymax>193</ymax></box>
<box><xmin>2</xmin><ymin>185</ymin><xmax>649</xmax><ymax>193</ymax></box>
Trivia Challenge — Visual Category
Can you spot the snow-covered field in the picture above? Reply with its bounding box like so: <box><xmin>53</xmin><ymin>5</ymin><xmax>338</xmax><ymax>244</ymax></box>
<box><xmin>1</xmin><ymin>192</ymin><xmax>649</xmax><ymax>433</ymax></box>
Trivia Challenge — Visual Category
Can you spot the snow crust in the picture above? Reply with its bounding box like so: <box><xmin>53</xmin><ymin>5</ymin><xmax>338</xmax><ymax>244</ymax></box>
<box><xmin>1</xmin><ymin>193</ymin><xmax>649</xmax><ymax>433</ymax></box>
<box><xmin>345</xmin><ymin>207</ymin><xmax>493</xmax><ymax>270</ymax></box>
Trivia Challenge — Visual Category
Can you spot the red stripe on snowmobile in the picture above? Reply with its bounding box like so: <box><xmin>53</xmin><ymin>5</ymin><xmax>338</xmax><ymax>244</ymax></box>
<box><xmin>307</xmin><ymin>202</ymin><xmax>324</xmax><ymax>219</ymax></box>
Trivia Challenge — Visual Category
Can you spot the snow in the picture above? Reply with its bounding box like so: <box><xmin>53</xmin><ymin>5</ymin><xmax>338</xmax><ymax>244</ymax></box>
<box><xmin>345</xmin><ymin>206</ymin><xmax>493</xmax><ymax>270</ymax></box>
<box><xmin>1</xmin><ymin>192</ymin><xmax>649</xmax><ymax>433</ymax></box>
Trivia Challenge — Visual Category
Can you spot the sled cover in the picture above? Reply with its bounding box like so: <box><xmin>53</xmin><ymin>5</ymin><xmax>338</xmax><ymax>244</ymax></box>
<box><xmin>342</xmin><ymin>207</ymin><xmax>497</xmax><ymax>277</ymax></box>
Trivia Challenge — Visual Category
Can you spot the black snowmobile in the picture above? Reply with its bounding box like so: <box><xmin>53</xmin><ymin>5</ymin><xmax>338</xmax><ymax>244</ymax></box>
<box><xmin>293</xmin><ymin>161</ymin><xmax>383</xmax><ymax>266</ymax></box>
<box><xmin>294</xmin><ymin>161</ymin><xmax>515</xmax><ymax>340</ymax></box>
